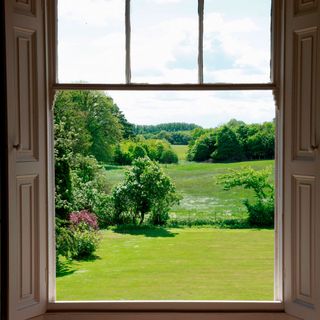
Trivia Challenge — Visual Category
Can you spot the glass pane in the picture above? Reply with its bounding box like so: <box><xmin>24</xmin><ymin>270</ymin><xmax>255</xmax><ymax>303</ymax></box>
<box><xmin>204</xmin><ymin>0</ymin><xmax>272</xmax><ymax>83</ymax></box>
<box><xmin>131</xmin><ymin>0</ymin><xmax>198</xmax><ymax>83</ymax></box>
<box><xmin>57</xmin><ymin>0</ymin><xmax>125</xmax><ymax>83</ymax></box>
<box><xmin>55</xmin><ymin>90</ymin><xmax>275</xmax><ymax>300</ymax></box>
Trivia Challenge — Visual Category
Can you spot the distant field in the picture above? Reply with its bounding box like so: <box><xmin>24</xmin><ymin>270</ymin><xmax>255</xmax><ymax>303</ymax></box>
<box><xmin>57</xmin><ymin>227</ymin><xmax>274</xmax><ymax>301</ymax></box>
<box><xmin>104</xmin><ymin>147</ymin><xmax>274</xmax><ymax>225</ymax></box>
<box><xmin>171</xmin><ymin>144</ymin><xmax>188</xmax><ymax>161</ymax></box>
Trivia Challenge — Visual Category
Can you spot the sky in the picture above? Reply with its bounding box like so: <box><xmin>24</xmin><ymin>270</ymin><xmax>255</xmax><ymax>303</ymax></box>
<box><xmin>57</xmin><ymin>0</ymin><xmax>275</xmax><ymax>128</ymax></box>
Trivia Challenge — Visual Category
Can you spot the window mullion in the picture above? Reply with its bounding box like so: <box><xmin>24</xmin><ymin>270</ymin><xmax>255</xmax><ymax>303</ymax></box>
<box><xmin>125</xmin><ymin>0</ymin><xmax>131</xmax><ymax>84</ymax></box>
<box><xmin>198</xmin><ymin>0</ymin><xmax>204</xmax><ymax>84</ymax></box>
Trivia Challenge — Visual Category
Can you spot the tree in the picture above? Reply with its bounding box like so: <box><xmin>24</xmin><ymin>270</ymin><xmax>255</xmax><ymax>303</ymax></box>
<box><xmin>112</xmin><ymin>158</ymin><xmax>180</xmax><ymax>225</ymax></box>
<box><xmin>187</xmin><ymin>131</ymin><xmax>216</xmax><ymax>161</ymax></box>
<box><xmin>217</xmin><ymin>166</ymin><xmax>274</xmax><ymax>227</ymax></box>
<box><xmin>211</xmin><ymin>126</ymin><xmax>243</xmax><ymax>162</ymax></box>
<box><xmin>54</xmin><ymin>90</ymin><xmax>124</xmax><ymax>163</ymax></box>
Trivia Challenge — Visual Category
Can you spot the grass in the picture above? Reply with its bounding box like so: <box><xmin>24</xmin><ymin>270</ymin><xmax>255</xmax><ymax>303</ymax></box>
<box><xmin>57</xmin><ymin>147</ymin><xmax>275</xmax><ymax>300</ymax></box>
<box><xmin>104</xmin><ymin>146</ymin><xmax>274</xmax><ymax>225</ymax></box>
<box><xmin>57</xmin><ymin>227</ymin><xmax>274</xmax><ymax>301</ymax></box>
<box><xmin>171</xmin><ymin>144</ymin><xmax>188</xmax><ymax>161</ymax></box>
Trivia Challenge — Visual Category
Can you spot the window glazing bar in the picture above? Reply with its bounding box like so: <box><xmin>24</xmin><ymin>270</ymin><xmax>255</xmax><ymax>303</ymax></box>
<box><xmin>52</xmin><ymin>83</ymin><xmax>276</xmax><ymax>91</ymax></box>
<box><xmin>198</xmin><ymin>0</ymin><xmax>204</xmax><ymax>84</ymax></box>
<box><xmin>125</xmin><ymin>0</ymin><xmax>131</xmax><ymax>84</ymax></box>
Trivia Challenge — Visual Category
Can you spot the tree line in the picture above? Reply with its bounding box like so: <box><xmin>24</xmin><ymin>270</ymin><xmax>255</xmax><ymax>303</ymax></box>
<box><xmin>187</xmin><ymin>119</ymin><xmax>275</xmax><ymax>162</ymax></box>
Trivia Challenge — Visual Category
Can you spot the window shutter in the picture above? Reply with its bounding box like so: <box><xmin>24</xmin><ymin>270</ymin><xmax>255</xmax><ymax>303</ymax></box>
<box><xmin>283</xmin><ymin>1</ymin><xmax>320</xmax><ymax>319</ymax></box>
<box><xmin>5</xmin><ymin>0</ymin><xmax>48</xmax><ymax>319</ymax></box>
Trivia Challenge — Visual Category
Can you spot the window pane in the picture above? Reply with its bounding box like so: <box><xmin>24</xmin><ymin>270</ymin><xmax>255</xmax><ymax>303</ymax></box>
<box><xmin>55</xmin><ymin>90</ymin><xmax>275</xmax><ymax>301</ymax></box>
<box><xmin>57</xmin><ymin>0</ymin><xmax>125</xmax><ymax>83</ymax></box>
<box><xmin>204</xmin><ymin>0</ymin><xmax>272</xmax><ymax>83</ymax></box>
<box><xmin>131</xmin><ymin>0</ymin><xmax>198</xmax><ymax>83</ymax></box>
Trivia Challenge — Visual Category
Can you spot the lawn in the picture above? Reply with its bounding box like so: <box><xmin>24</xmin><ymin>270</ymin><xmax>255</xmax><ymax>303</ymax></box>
<box><xmin>57</xmin><ymin>227</ymin><xmax>274</xmax><ymax>301</ymax></box>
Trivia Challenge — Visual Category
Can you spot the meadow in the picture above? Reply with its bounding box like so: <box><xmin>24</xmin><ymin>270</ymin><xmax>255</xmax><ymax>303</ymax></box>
<box><xmin>57</xmin><ymin>146</ymin><xmax>275</xmax><ymax>301</ymax></box>
<box><xmin>105</xmin><ymin>145</ymin><xmax>275</xmax><ymax>226</ymax></box>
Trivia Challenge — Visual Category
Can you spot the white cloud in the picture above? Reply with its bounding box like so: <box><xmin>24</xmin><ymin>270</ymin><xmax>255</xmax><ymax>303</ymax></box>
<box><xmin>109</xmin><ymin>91</ymin><xmax>275</xmax><ymax>127</ymax></box>
<box><xmin>58</xmin><ymin>0</ymin><xmax>124</xmax><ymax>27</ymax></box>
<box><xmin>58</xmin><ymin>1</ymin><xmax>274</xmax><ymax>125</ymax></box>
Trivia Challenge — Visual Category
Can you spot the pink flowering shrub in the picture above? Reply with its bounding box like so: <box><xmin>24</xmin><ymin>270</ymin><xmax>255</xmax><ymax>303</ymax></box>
<box><xmin>69</xmin><ymin>210</ymin><xmax>99</xmax><ymax>230</ymax></box>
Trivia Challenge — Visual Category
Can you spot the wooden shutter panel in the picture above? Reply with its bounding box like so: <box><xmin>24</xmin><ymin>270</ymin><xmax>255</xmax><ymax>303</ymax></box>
<box><xmin>5</xmin><ymin>0</ymin><xmax>48</xmax><ymax>319</ymax></box>
<box><xmin>283</xmin><ymin>1</ymin><xmax>320</xmax><ymax>319</ymax></box>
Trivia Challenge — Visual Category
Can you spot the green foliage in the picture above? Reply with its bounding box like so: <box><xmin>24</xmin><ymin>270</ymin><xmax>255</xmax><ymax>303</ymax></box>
<box><xmin>211</xmin><ymin>126</ymin><xmax>243</xmax><ymax>162</ymax></box>
<box><xmin>55</xmin><ymin>218</ymin><xmax>77</xmax><ymax>268</ymax></box>
<box><xmin>70</xmin><ymin>222</ymin><xmax>101</xmax><ymax>260</ymax></box>
<box><xmin>187</xmin><ymin>131</ymin><xmax>216</xmax><ymax>161</ymax></box>
<box><xmin>187</xmin><ymin>121</ymin><xmax>275</xmax><ymax>163</ymax></box>
<box><xmin>160</xmin><ymin>149</ymin><xmax>178</xmax><ymax>164</ymax></box>
<box><xmin>218</xmin><ymin>166</ymin><xmax>274</xmax><ymax>227</ymax></box>
<box><xmin>54</xmin><ymin>90</ymin><xmax>132</xmax><ymax>223</ymax></box>
<box><xmin>142</xmin><ymin>130</ymin><xmax>192</xmax><ymax>145</ymax></box>
<box><xmin>134</xmin><ymin>122</ymin><xmax>201</xmax><ymax>134</ymax></box>
<box><xmin>54</xmin><ymin>90</ymin><xmax>124</xmax><ymax>163</ymax></box>
<box><xmin>113</xmin><ymin>139</ymin><xmax>179</xmax><ymax>165</ymax></box>
<box><xmin>70</xmin><ymin>155</ymin><xmax>113</xmax><ymax>227</ymax></box>
<box><xmin>112</xmin><ymin>157</ymin><xmax>180</xmax><ymax>225</ymax></box>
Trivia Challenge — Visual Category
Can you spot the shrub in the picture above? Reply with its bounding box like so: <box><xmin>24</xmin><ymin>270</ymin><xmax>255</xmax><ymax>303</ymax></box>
<box><xmin>159</xmin><ymin>149</ymin><xmax>178</xmax><ymax>164</ymax></box>
<box><xmin>69</xmin><ymin>210</ymin><xmax>99</xmax><ymax>230</ymax></box>
<box><xmin>217</xmin><ymin>166</ymin><xmax>274</xmax><ymax>227</ymax></box>
<box><xmin>112</xmin><ymin>157</ymin><xmax>181</xmax><ymax>226</ymax></box>
<box><xmin>55</xmin><ymin>218</ymin><xmax>77</xmax><ymax>270</ymax></box>
<box><xmin>113</xmin><ymin>139</ymin><xmax>179</xmax><ymax>165</ymax></box>
<box><xmin>71</xmin><ymin>222</ymin><xmax>100</xmax><ymax>260</ymax></box>
<box><xmin>245</xmin><ymin>197</ymin><xmax>274</xmax><ymax>227</ymax></box>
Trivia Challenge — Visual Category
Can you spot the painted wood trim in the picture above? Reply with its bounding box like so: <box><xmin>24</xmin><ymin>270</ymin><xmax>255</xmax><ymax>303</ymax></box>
<box><xmin>42</xmin><ymin>312</ymin><xmax>297</xmax><ymax>320</ymax></box>
<box><xmin>52</xmin><ymin>83</ymin><xmax>276</xmax><ymax>91</ymax></box>
<box><xmin>47</xmin><ymin>301</ymin><xmax>283</xmax><ymax>312</ymax></box>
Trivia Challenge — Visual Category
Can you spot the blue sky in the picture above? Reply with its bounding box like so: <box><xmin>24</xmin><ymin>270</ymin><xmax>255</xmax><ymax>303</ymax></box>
<box><xmin>58</xmin><ymin>0</ymin><xmax>275</xmax><ymax>127</ymax></box>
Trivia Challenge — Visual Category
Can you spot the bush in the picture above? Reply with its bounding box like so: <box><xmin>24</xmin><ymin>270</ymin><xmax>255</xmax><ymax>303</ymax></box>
<box><xmin>69</xmin><ymin>210</ymin><xmax>99</xmax><ymax>229</ymax></box>
<box><xmin>217</xmin><ymin>166</ymin><xmax>274</xmax><ymax>228</ymax></box>
<box><xmin>159</xmin><ymin>149</ymin><xmax>178</xmax><ymax>164</ymax></box>
<box><xmin>112</xmin><ymin>157</ymin><xmax>181</xmax><ymax>226</ymax></box>
<box><xmin>245</xmin><ymin>198</ymin><xmax>274</xmax><ymax>227</ymax></box>
<box><xmin>113</xmin><ymin>139</ymin><xmax>179</xmax><ymax>165</ymax></box>
<box><xmin>71</xmin><ymin>223</ymin><xmax>100</xmax><ymax>260</ymax></box>
<box><xmin>55</xmin><ymin>218</ymin><xmax>77</xmax><ymax>270</ymax></box>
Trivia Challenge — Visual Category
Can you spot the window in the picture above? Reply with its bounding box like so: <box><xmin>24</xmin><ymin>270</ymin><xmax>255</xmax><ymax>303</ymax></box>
<box><xmin>52</xmin><ymin>0</ymin><xmax>280</xmax><ymax>306</ymax></box>
<box><xmin>5</xmin><ymin>0</ymin><xmax>320</xmax><ymax>319</ymax></box>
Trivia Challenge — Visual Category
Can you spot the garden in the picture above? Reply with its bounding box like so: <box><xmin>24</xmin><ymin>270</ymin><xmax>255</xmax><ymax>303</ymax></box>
<box><xmin>54</xmin><ymin>90</ymin><xmax>275</xmax><ymax>301</ymax></box>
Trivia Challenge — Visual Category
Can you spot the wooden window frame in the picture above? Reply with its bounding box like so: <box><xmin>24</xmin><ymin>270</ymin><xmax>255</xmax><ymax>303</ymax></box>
<box><xmin>46</xmin><ymin>0</ymin><xmax>285</xmax><ymax>314</ymax></box>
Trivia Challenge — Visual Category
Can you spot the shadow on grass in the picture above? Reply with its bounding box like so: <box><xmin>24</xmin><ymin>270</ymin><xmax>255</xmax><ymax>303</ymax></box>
<box><xmin>56</xmin><ymin>262</ymin><xmax>76</xmax><ymax>278</ymax></box>
<box><xmin>56</xmin><ymin>255</ymin><xmax>101</xmax><ymax>277</ymax></box>
<box><xmin>113</xmin><ymin>225</ymin><xmax>178</xmax><ymax>238</ymax></box>
<box><xmin>74</xmin><ymin>254</ymin><xmax>102</xmax><ymax>262</ymax></box>
<box><xmin>104</xmin><ymin>164</ymin><xmax>126</xmax><ymax>171</ymax></box>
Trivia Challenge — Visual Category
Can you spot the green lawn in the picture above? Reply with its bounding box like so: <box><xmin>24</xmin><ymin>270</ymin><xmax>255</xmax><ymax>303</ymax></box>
<box><xmin>57</xmin><ymin>227</ymin><xmax>274</xmax><ymax>301</ymax></box>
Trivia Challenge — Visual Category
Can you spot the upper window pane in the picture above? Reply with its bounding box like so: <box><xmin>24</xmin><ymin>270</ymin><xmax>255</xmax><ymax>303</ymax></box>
<box><xmin>204</xmin><ymin>0</ymin><xmax>272</xmax><ymax>83</ymax></box>
<box><xmin>131</xmin><ymin>0</ymin><xmax>198</xmax><ymax>84</ymax></box>
<box><xmin>57</xmin><ymin>0</ymin><xmax>125</xmax><ymax>83</ymax></box>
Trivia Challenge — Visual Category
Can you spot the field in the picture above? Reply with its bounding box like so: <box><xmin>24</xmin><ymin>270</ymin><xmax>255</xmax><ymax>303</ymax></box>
<box><xmin>57</xmin><ymin>227</ymin><xmax>274</xmax><ymax>301</ymax></box>
<box><xmin>57</xmin><ymin>146</ymin><xmax>275</xmax><ymax>301</ymax></box>
<box><xmin>104</xmin><ymin>145</ymin><xmax>274</xmax><ymax>225</ymax></box>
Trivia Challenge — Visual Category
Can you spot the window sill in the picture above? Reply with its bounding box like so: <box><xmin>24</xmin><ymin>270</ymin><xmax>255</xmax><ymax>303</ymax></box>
<box><xmin>47</xmin><ymin>301</ymin><xmax>284</xmax><ymax>312</ymax></box>
<box><xmin>37</xmin><ymin>311</ymin><xmax>296</xmax><ymax>320</ymax></box>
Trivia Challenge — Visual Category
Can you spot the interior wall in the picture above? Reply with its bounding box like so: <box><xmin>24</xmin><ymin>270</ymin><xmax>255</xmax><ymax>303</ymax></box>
<box><xmin>0</xmin><ymin>0</ymin><xmax>8</xmax><ymax>318</ymax></box>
